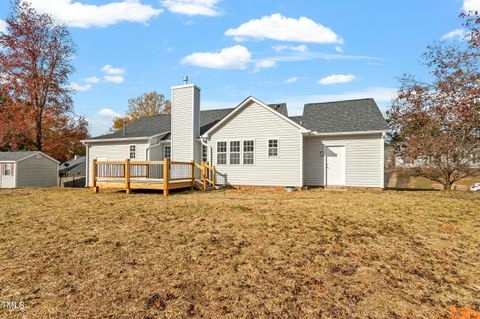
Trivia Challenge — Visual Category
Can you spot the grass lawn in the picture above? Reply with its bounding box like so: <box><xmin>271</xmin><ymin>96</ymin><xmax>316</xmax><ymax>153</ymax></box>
<box><xmin>0</xmin><ymin>188</ymin><xmax>479</xmax><ymax>318</ymax></box>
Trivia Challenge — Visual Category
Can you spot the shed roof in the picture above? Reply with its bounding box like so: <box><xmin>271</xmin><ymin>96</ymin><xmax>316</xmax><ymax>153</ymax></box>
<box><xmin>0</xmin><ymin>151</ymin><xmax>42</xmax><ymax>161</ymax></box>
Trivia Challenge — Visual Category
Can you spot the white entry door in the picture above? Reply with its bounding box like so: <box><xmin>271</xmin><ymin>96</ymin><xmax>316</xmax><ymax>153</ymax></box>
<box><xmin>326</xmin><ymin>146</ymin><xmax>346</xmax><ymax>186</ymax></box>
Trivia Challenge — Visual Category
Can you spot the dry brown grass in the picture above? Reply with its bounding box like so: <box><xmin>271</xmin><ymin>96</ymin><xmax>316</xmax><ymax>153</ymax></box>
<box><xmin>0</xmin><ymin>187</ymin><xmax>479</xmax><ymax>318</ymax></box>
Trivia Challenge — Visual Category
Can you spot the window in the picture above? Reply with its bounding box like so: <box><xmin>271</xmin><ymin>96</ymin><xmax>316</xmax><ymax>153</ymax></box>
<box><xmin>164</xmin><ymin>145</ymin><xmax>171</xmax><ymax>160</ymax></box>
<box><xmin>202</xmin><ymin>144</ymin><xmax>208</xmax><ymax>163</ymax></box>
<box><xmin>129</xmin><ymin>145</ymin><xmax>136</xmax><ymax>159</ymax></box>
<box><xmin>2</xmin><ymin>163</ymin><xmax>13</xmax><ymax>176</ymax></box>
<box><xmin>243</xmin><ymin>140</ymin><xmax>254</xmax><ymax>165</ymax></box>
<box><xmin>268</xmin><ymin>139</ymin><xmax>279</xmax><ymax>157</ymax></box>
<box><xmin>217</xmin><ymin>141</ymin><xmax>227</xmax><ymax>165</ymax></box>
<box><xmin>230</xmin><ymin>141</ymin><xmax>241</xmax><ymax>165</ymax></box>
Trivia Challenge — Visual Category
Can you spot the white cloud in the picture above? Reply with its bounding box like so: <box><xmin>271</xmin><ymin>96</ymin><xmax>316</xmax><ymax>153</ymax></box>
<box><xmin>69</xmin><ymin>82</ymin><xmax>92</xmax><ymax>92</ymax></box>
<box><xmin>284</xmin><ymin>87</ymin><xmax>398</xmax><ymax>115</ymax></box>
<box><xmin>101</xmin><ymin>64</ymin><xmax>125</xmax><ymax>75</ymax></box>
<box><xmin>104</xmin><ymin>75</ymin><xmax>125</xmax><ymax>84</ymax></box>
<box><xmin>161</xmin><ymin>0</ymin><xmax>222</xmax><ymax>16</ymax></box>
<box><xmin>464</xmin><ymin>0</ymin><xmax>480</xmax><ymax>11</ymax></box>
<box><xmin>181</xmin><ymin>45</ymin><xmax>251</xmax><ymax>69</ymax></box>
<box><xmin>284</xmin><ymin>76</ymin><xmax>299</xmax><ymax>84</ymax></box>
<box><xmin>335</xmin><ymin>46</ymin><xmax>344</xmax><ymax>53</ymax></box>
<box><xmin>84</xmin><ymin>76</ymin><xmax>100</xmax><ymax>84</ymax></box>
<box><xmin>89</xmin><ymin>108</ymin><xmax>121</xmax><ymax>136</ymax></box>
<box><xmin>101</xmin><ymin>65</ymin><xmax>125</xmax><ymax>83</ymax></box>
<box><xmin>273</xmin><ymin>44</ymin><xmax>307</xmax><ymax>52</ymax></box>
<box><xmin>254</xmin><ymin>59</ymin><xmax>277</xmax><ymax>69</ymax></box>
<box><xmin>25</xmin><ymin>0</ymin><xmax>162</xmax><ymax>28</ymax></box>
<box><xmin>0</xmin><ymin>20</ymin><xmax>7</xmax><ymax>33</ymax></box>
<box><xmin>441</xmin><ymin>28</ymin><xmax>466</xmax><ymax>40</ymax></box>
<box><xmin>97</xmin><ymin>108</ymin><xmax>121</xmax><ymax>118</ymax></box>
<box><xmin>225</xmin><ymin>13</ymin><xmax>343</xmax><ymax>44</ymax></box>
<box><xmin>318</xmin><ymin>74</ymin><xmax>356</xmax><ymax>85</ymax></box>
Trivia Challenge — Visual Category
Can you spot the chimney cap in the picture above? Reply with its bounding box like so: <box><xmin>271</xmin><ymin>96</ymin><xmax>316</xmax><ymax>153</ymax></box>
<box><xmin>183</xmin><ymin>75</ymin><xmax>189</xmax><ymax>85</ymax></box>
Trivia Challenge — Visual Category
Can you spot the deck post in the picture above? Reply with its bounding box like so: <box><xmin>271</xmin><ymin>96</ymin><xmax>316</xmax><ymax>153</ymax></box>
<box><xmin>202</xmin><ymin>162</ymin><xmax>207</xmax><ymax>192</ymax></box>
<box><xmin>93</xmin><ymin>159</ymin><xmax>99</xmax><ymax>193</ymax></box>
<box><xmin>125</xmin><ymin>159</ymin><xmax>131</xmax><ymax>194</ymax></box>
<box><xmin>212</xmin><ymin>166</ymin><xmax>216</xmax><ymax>189</ymax></box>
<box><xmin>163</xmin><ymin>159</ymin><xmax>170</xmax><ymax>197</ymax></box>
<box><xmin>190</xmin><ymin>160</ymin><xmax>195</xmax><ymax>190</ymax></box>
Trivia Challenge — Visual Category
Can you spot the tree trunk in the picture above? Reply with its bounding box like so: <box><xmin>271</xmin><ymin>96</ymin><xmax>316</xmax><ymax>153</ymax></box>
<box><xmin>35</xmin><ymin>117</ymin><xmax>42</xmax><ymax>151</ymax></box>
<box><xmin>445</xmin><ymin>178</ymin><xmax>452</xmax><ymax>191</ymax></box>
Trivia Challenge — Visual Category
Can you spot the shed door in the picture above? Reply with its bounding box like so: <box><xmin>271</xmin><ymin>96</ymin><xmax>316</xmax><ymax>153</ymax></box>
<box><xmin>326</xmin><ymin>146</ymin><xmax>346</xmax><ymax>186</ymax></box>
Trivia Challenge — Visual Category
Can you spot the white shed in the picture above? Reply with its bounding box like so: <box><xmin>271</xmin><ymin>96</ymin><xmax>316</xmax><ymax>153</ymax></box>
<box><xmin>0</xmin><ymin>151</ymin><xmax>59</xmax><ymax>188</ymax></box>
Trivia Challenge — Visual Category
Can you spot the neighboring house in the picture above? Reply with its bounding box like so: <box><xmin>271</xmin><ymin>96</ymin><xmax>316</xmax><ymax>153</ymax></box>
<box><xmin>59</xmin><ymin>156</ymin><xmax>86</xmax><ymax>188</ymax></box>
<box><xmin>0</xmin><ymin>151</ymin><xmax>59</xmax><ymax>188</ymax></box>
<box><xmin>82</xmin><ymin>83</ymin><xmax>388</xmax><ymax>189</ymax></box>
<box><xmin>393</xmin><ymin>149</ymin><xmax>480</xmax><ymax>169</ymax></box>
<box><xmin>59</xmin><ymin>156</ymin><xmax>86</xmax><ymax>177</ymax></box>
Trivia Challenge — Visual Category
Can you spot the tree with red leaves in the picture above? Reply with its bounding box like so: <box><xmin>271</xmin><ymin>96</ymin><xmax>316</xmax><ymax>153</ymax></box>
<box><xmin>0</xmin><ymin>1</ymin><xmax>88</xmax><ymax>161</ymax></box>
<box><xmin>388</xmin><ymin>12</ymin><xmax>480</xmax><ymax>190</ymax></box>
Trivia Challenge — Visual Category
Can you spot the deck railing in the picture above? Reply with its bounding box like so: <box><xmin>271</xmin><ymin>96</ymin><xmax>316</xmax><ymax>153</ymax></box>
<box><xmin>93</xmin><ymin>159</ymin><xmax>214</xmax><ymax>196</ymax></box>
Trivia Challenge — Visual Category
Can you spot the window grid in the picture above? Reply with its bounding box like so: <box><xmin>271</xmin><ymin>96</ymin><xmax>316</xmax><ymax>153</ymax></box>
<box><xmin>268</xmin><ymin>139</ymin><xmax>278</xmax><ymax>157</ymax></box>
<box><xmin>164</xmin><ymin>145</ymin><xmax>171</xmax><ymax>160</ymax></box>
<box><xmin>129</xmin><ymin>145</ymin><xmax>136</xmax><ymax>159</ymax></box>
<box><xmin>202</xmin><ymin>145</ymin><xmax>208</xmax><ymax>163</ymax></box>
<box><xmin>217</xmin><ymin>141</ymin><xmax>227</xmax><ymax>165</ymax></box>
<box><xmin>230</xmin><ymin>141</ymin><xmax>241</xmax><ymax>165</ymax></box>
<box><xmin>243</xmin><ymin>140</ymin><xmax>254</xmax><ymax>165</ymax></box>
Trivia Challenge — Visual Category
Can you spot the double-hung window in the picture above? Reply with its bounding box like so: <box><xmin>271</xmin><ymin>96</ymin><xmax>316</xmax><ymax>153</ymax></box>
<box><xmin>202</xmin><ymin>145</ymin><xmax>208</xmax><ymax>163</ymax></box>
<box><xmin>164</xmin><ymin>145</ymin><xmax>171</xmax><ymax>160</ymax></box>
<box><xmin>217</xmin><ymin>141</ymin><xmax>227</xmax><ymax>165</ymax></box>
<box><xmin>129</xmin><ymin>145</ymin><xmax>136</xmax><ymax>159</ymax></box>
<box><xmin>230</xmin><ymin>141</ymin><xmax>241</xmax><ymax>165</ymax></box>
<box><xmin>243</xmin><ymin>140</ymin><xmax>254</xmax><ymax>165</ymax></box>
<box><xmin>268</xmin><ymin>139</ymin><xmax>279</xmax><ymax>157</ymax></box>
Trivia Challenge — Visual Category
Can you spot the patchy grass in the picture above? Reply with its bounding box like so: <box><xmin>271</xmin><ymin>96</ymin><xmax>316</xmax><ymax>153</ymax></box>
<box><xmin>0</xmin><ymin>187</ymin><xmax>479</xmax><ymax>318</ymax></box>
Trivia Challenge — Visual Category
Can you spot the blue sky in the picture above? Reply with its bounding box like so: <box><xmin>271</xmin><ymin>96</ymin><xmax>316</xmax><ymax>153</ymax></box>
<box><xmin>0</xmin><ymin>0</ymin><xmax>477</xmax><ymax>136</ymax></box>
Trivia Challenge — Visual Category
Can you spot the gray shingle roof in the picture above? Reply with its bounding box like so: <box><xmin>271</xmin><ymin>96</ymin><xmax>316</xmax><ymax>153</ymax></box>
<box><xmin>89</xmin><ymin>98</ymin><xmax>387</xmax><ymax>140</ymax></box>
<box><xmin>0</xmin><ymin>151</ymin><xmax>41</xmax><ymax>161</ymax></box>
<box><xmin>59</xmin><ymin>156</ymin><xmax>86</xmax><ymax>173</ymax></box>
<box><xmin>91</xmin><ymin>108</ymin><xmax>236</xmax><ymax>140</ymax></box>
<box><xmin>301</xmin><ymin>98</ymin><xmax>388</xmax><ymax>133</ymax></box>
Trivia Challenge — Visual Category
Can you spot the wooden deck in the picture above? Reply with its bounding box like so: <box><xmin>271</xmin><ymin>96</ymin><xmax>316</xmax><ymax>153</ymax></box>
<box><xmin>93</xmin><ymin>159</ymin><xmax>216</xmax><ymax>196</ymax></box>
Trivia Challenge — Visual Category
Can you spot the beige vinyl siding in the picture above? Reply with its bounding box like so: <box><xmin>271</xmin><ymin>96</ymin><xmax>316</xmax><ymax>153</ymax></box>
<box><xmin>303</xmin><ymin>134</ymin><xmax>384</xmax><ymax>188</ymax></box>
<box><xmin>87</xmin><ymin>140</ymin><xmax>148</xmax><ymax>186</ymax></box>
<box><xmin>16</xmin><ymin>154</ymin><xmax>58</xmax><ymax>187</ymax></box>
<box><xmin>171</xmin><ymin>85</ymin><xmax>200</xmax><ymax>162</ymax></box>
<box><xmin>209</xmin><ymin>101</ymin><xmax>302</xmax><ymax>187</ymax></box>
<box><xmin>0</xmin><ymin>162</ymin><xmax>16</xmax><ymax>188</ymax></box>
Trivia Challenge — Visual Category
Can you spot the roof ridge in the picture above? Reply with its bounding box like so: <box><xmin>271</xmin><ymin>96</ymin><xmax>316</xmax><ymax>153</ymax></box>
<box><xmin>305</xmin><ymin>98</ymin><xmax>374</xmax><ymax>106</ymax></box>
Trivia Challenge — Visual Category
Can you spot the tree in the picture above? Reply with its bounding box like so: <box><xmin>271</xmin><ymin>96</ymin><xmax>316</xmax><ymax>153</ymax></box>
<box><xmin>112</xmin><ymin>91</ymin><xmax>171</xmax><ymax>129</ymax></box>
<box><xmin>0</xmin><ymin>1</ymin><xmax>88</xmax><ymax>160</ymax></box>
<box><xmin>388</xmin><ymin>12</ymin><xmax>480</xmax><ymax>190</ymax></box>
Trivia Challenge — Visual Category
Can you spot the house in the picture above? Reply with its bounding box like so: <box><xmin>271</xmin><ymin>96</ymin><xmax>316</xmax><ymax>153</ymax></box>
<box><xmin>82</xmin><ymin>82</ymin><xmax>388</xmax><ymax>189</ymax></box>
<box><xmin>59</xmin><ymin>156</ymin><xmax>86</xmax><ymax>187</ymax></box>
<box><xmin>0</xmin><ymin>151</ymin><xmax>59</xmax><ymax>188</ymax></box>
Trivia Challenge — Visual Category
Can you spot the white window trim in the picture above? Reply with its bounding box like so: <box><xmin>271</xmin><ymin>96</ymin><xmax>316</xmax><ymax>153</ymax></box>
<box><xmin>129</xmin><ymin>144</ymin><xmax>137</xmax><ymax>160</ymax></box>
<box><xmin>201</xmin><ymin>144</ymin><xmax>208</xmax><ymax>163</ymax></box>
<box><xmin>267</xmin><ymin>138</ymin><xmax>280</xmax><ymax>158</ymax></box>
<box><xmin>216</xmin><ymin>141</ymin><xmax>228</xmax><ymax>165</ymax></box>
<box><xmin>229</xmin><ymin>140</ymin><xmax>241</xmax><ymax>165</ymax></box>
<box><xmin>163</xmin><ymin>144</ymin><xmax>171</xmax><ymax>160</ymax></box>
<box><xmin>242</xmin><ymin>139</ymin><xmax>255</xmax><ymax>165</ymax></box>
